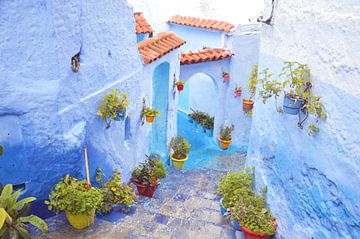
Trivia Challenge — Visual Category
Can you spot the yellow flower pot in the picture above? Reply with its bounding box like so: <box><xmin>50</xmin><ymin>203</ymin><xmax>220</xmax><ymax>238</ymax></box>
<box><xmin>65</xmin><ymin>209</ymin><xmax>95</xmax><ymax>229</ymax></box>
<box><xmin>170</xmin><ymin>153</ymin><xmax>188</xmax><ymax>169</ymax></box>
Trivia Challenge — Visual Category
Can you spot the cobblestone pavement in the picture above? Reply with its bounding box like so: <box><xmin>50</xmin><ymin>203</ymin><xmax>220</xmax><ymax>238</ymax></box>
<box><xmin>34</xmin><ymin>153</ymin><xmax>246</xmax><ymax>239</ymax></box>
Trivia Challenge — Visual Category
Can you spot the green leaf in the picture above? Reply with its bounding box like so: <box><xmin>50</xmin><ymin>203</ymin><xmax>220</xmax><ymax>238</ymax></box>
<box><xmin>14</xmin><ymin>197</ymin><xmax>36</xmax><ymax>211</ymax></box>
<box><xmin>0</xmin><ymin>145</ymin><xmax>3</xmax><ymax>156</ymax></box>
<box><xmin>13</xmin><ymin>224</ymin><xmax>31</xmax><ymax>239</ymax></box>
<box><xmin>0</xmin><ymin>184</ymin><xmax>13</xmax><ymax>202</ymax></box>
<box><xmin>0</xmin><ymin>208</ymin><xmax>8</xmax><ymax>229</ymax></box>
<box><xmin>17</xmin><ymin>215</ymin><xmax>48</xmax><ymax>233</ymax></box>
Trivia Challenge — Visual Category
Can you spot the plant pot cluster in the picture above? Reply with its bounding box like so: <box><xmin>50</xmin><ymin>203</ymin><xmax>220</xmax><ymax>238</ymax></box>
<box><xmin>188</xmin><ymin>110</ymin><xmax>214</xmax><ymax>137</ymax></box>
<box><xmin>170</xmin><ymin>136</ymin><xmax>190</xmax><ymax>169</ymax></box>
<box><xmin>98</xmin><ymin>88</ymin><xmax>128</xmax><ymax>128</ymax></box>
<box><xmin>131</xmin><ymin>155</ymin><xmax>166</xmax><ymax>197</ymax></box>
<box><xmin>216</xmin><ymin>168</ymin><xmax>277</xmax><ymax>238</ymax></box>
<box><xmin>46</xmin><ymin>170</ymin><xmax>137</xmax><ymax>229</ymax></box>
<box><xmin>219</xmin><ymin>124</ymin><xmax>234</xmax><ymax>150</ymax></box>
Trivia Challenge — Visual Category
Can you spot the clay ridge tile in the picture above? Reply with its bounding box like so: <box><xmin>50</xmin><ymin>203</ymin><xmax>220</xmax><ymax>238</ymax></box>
<box><xmin>180</xmin><ymin>48</ymin><xmax>233</xmax><ymax>65</ymax></box>
<box><xmin>138</xmin><ymin>32</ymin><xmax>186</xmax><ymax>64</ymax></box>
<box><xmin>134</xmin><ymin>12</ymin><xmax>154</xmax><ymax>34</ymax></box>
<box><xmin>168</xmin><ymin>15</ymin><xmax>235</xmax><ymax>32</ymax></box>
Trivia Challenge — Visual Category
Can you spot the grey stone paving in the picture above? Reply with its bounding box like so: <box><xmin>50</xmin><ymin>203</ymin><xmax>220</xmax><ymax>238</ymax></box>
<box><xmin>34</xmin><ymin>168</ymin><xmax>239</xmax><ymax>239</ymax></box>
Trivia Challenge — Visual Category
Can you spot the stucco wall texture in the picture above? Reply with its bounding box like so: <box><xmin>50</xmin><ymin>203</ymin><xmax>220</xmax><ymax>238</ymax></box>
<box><xmin>0</xmin><ymin>0</ymin><xmax>180</xmax><ymax>198</ymax></box>
<box><xmin>247</xmin><ymin>0</ymin><xmax>360</xmax><ymax>238</ymax></box>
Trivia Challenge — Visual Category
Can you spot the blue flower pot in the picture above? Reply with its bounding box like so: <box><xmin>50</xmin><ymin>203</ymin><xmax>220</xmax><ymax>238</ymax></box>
<box><xmin>201</xmin><ymin>125</ymin><xmax>206</xmax><ymax>133</ymax></box>
<box><xmin>231</xmin><ymin>219</ymin><xmax>241</xmax><ymax>231</ymax></box>
<box><xmin>219</xmin><ymin>198</ymin><xmax>227</xmax><ymax>215</ymax></box>
<box><xmin>114</xmin><ymin>109</ymin><xmax>126</xmax><ymax>121</ymax></box>
<box><xmin>205</xmin><ymin>129</ymin><xmax>213</xmax><ymax>137</ymax></box>
<box><xmin>283</xmin><ymin>94</ymin><xmax>305</xmax><ymax>115</ymax></box>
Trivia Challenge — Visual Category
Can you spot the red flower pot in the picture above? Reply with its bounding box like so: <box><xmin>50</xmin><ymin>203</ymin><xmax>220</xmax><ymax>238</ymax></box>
<box><xmin>235</xmin><ymin>91</ymin><xmax>242</xmax><ymax>97</ymax></box>
<box><xmin>177</xmin><ymin>84</ymin><xmax>184</xmax><ymax>91</ymax></box>
<box><xmin>134</xmin><ymin>179</ymin><xmax>159</xmax><ymax>197</ymax></box>
<box><xmin>223</xmin><ymin>75</ymin><xmax>230</xmax><ymax>81</ymax></box>
<box><xmin>241</xmin><ymin>221</ymin><xmax>276</xmax><ymax>239</ymax></box>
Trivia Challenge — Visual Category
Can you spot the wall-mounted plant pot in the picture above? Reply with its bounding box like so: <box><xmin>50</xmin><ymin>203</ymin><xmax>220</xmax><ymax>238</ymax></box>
<box><xmin>170</xmin><ymin>153</ymin><xmax>188</xmax><ymax>169</ymax></box>
<box><xmin>205</xmin><ymin>128</ymin><xmax>213</xmax><ymax>137</ymax></box>
<box><xmin>134</xmin><ymin>179</ymin><xmax>159</xmax><ymax>198</ymax></box>
<box><xmin>242</xmin><ymin>99</ymin><xmax>254</xmax><ymax>112</ymax></box>
<box><xmin>235</xmin><ymin>91</ymin><xmax>242</xmax><ymax>97</ymax></box>
<box><xmin>219</xmin><ymin>138</ymin><xmax>232</xmax><ymax>150</ymax></box>
<box><xmin>176</xmin><ymin>84</ymin><xmax>184</xmax><ymax>91</ymax></box>
<box><xmin>283</xmin><ymin>94</ymin><xmax>305</xmax><ymax>115</ymax></box>
<box><xmin>114</xmin><ymin>108</ymin><xmax>126</xmax><ymax>121</ymax></box>
<box><xmin>241</xmin><ymin>220</ymin><xmax>276</xmax><ymax>239</ymax></box>
<box><xmin>65</xmin><ymin>209</ymin><xmax>95</xmax><ymax>229</ymax></box>
<box><xmin>145</xmin><ymin>115</ymin><xmax>155</xmax><ymax>123</ymax></box>
<box><xmin>188</xmin><ymin>115</ymin><xmax>193</xmax><ymax>123</ymax></box>
<box><xmin>223</xmin><ymin>75</ymin><xmax>230</xmax><ymax>81</ymax></box>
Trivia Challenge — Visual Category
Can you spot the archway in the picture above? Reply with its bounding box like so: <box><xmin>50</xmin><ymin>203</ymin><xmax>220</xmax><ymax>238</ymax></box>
<box><xmin>150</xmin><ymin>62</ymin><xmax>170</xmax><ymax>157</ymax></box>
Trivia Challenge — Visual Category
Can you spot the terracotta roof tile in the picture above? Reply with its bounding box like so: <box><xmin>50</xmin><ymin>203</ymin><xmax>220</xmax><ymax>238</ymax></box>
<box><xmin>168</xmin><ymin>15</ymin><xmax>235</xmax><ymax>32</ymax></box>
<box><xmin>180</xmin><ymin>48</ymin><xmax>233</xmax><ymax>65</ymax></box>
<box><xmin>138</xmin><ymin>32</ymin><xmax>186</xmax><ymax>64</ymax></box>
<box><xmin>134</xmin><ymin>12</ymin><xmax>153</xmax><ymax>34</ymax></box>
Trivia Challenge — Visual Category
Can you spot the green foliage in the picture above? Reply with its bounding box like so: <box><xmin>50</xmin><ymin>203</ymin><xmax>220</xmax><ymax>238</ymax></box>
<box><xmin>219</xmin><ymin>124</ymin><xmax>234</xmax><ymax>141</ymax></box>
<box><xmin>45</xmin><ymin>176</ymin><xmax>103</xmax><ymax>215</ymax></box>
<box><xmin>98</xmin><ymin>88</ymin><xmax>128</xmax><ymax>127</ymax></box>
<box><xmin>235</xmin><ymin>86</ymin><xmax>242</xmax><ymax>93</ymax></box>
<box><xmin>247</xmin><ymin>64</ymin><xmax>258</xmax><ymax>99</ymax></box>
<box><xmin>176</xmin><ymin>81</ymin><xmax>186</xmax><ymax>85</ymax></box>
<box><xmin>279</xmin><ymin>61</ymin><xmax>311</xmax><ymax>99</ymax></box>
<box><xmin>308</xmin><ymin>124</ymin><xmax>320</xmax><ymax>136</ymax></box>
<box><xmin>96</xmin><ymin>169</ymin><xmax>137</xmax><ymax>214</ymax></box>
<box><xmin>259</xmin><ymin>68</ymin><xmax>283</xmax><ymax>104</ymax></box>
<box><xmin>0</xmin><ymin>184</ymin><xmax>48</xmax><ymax>238</ymax></box>
<box><xmin>131</xmin><ymin>156</ymin><xmax>166</xmax><ymax>185</ymax></box>
<box><xmin>142</xmin><ymin>107</ymin><xmax>160</xmax><ymax>117</ymax></box>
<box><xmin>189</xmin><ymin>109</ymin><xmax>214</xmax><ymax>130</ymax></box>
<box><xmin>0</xmin><ymin>145</ymin><xmax>3</xmax><ymax>156</ymax></box>
<box><xmin>170</xmin><ymin>136</ymin><xmax>190</xmax><ymax>159</ymax></box>
<box><xmin>216</xmin><ymin>167</ymin><xmax>255</xmax><ymax>208</ymax></box>
<box><xmin>232</xmin><ymin>188</ymin><xmax>276</xmax><ymax>235</ymax></box>
<box><xmin>246</xmin><ymin>110</ymin><xmax>253</xmax><ymax>117</ymax></box>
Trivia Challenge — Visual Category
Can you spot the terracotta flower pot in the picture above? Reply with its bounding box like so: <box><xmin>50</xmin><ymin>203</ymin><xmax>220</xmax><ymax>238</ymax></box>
<box><xmin>176</xmin><ymin>84</ymin><xmax>184</xmax><ymax>91</ymax></box>
<box><xmin>145</xmin><ymin>115</ymin><xmax>155</xmax><ymax>123</ymax></box>
<box><xmin>219</xmin><ymin>138</ymin><xmax>232</xmax><ymax>150</ymax></box>
<box><xmin>243</xmin><ymin>99</ymin><xmax>254</xmax><ymax>111</ymax></box>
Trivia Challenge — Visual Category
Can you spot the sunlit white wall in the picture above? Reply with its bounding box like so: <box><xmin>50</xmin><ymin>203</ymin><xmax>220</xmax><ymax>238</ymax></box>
<box><xmin>127</xmin><ymin>0</ymin><xmax>264</xmax><ymax>31</ymax></box>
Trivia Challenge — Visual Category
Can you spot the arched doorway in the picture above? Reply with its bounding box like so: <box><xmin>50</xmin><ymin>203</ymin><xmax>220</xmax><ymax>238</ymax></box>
<box><xmin>150</xmin><ymin>62</ymin><xmax>170</xmax><ymax>157</ymax></box>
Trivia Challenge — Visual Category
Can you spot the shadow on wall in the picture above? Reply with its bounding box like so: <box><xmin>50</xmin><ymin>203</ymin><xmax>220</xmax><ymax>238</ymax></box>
<box><xmin>178</xmin><ymin>72</ymin><xmax>219</xmax><ymax>116</ymax></box>
<box><xmin>150</xmin><ymin>62</ymin><xmax>170</xmax><ymax>157</ymax></box>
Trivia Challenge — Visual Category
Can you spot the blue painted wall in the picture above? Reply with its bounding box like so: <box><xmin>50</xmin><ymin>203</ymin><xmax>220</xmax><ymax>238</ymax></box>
<box><xmin>0</xmin><ymin>0</ymin><xmax>180</xmax><ymax>199</ymax></box>
<box><xmin>167</xmin><ymin>24</ymin><xmax>224</xmax><ymax>51</ymax></box>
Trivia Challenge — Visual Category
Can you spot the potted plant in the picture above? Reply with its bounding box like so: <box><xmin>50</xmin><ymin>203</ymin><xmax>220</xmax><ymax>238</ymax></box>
<box><xmin>223</xmin><ymin>72</ymin><xmax>230</xmax><ymax>81</ymax></box>
<box><xmin>279</xmin><ymin>61</ymin><xmax>311</xmax><ymax>115</ymax></box>
<box><xmin>234</xmin><ymin>86</ymin><xmax>242</xmax><ymax>97</ymax></box>
<box><xmin>219</xmin><ymin>124</ymin><xmax>234</xmax><ymax>150</ymax></box>
<box><xmin>98</xmin><ymin>88</ymin><xmax>128</xmax><ymax>128</ymax></box>
<box><xmin>204</xmin><ymin>116</ymin><xmax>214</xmax><ymax>137</ymax></box>
<box><xmin>175</xmin><ymin>80</ymin><xmax>186</xmax><ymax>91</ymax></box>
<box><xmin>96</xmin><ymin>169</ymin><xmax>137</xmax><ymax>214</ymax></box>
<box><xmin>231</xmin><ymin>188</ymin><xmax>276</xmax><ymax>239</ymax></box>
<box><xmin>45</xmin><ymin>176</ymin><xmax>103</xmax><ymax>229</ymax></box>
<box><xmin>170</xmin><ymin>136</ymin><xmax>191</xmax><ymax>169</ymax></box>
<box><xmin>142</xmin><ymin>107</ymin><xmax>160</xmax><ymax>123</ymax></box>
<box><xmin>131</xmin><ymin>155</ymin><xmax>166</xmax><ymax>197</ymax></box>
<box><xmin>243</xmin><ymin>64</ymin><xmax>258</xmax><ymax>112</ymax></box>
<box><xmin>0</xmin><ymin>184</ymin><xmax>48</xmax><ymax>238</ymax></box>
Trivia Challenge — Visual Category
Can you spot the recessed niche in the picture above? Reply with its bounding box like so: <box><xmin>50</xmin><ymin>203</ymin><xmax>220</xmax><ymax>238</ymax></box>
<box><xmin>71</xmin><ymin>52</ymin><xmax>80</xmax><ymax>72</ymax></box>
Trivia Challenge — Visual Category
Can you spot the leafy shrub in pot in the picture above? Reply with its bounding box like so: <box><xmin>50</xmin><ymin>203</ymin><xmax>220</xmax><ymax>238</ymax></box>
<box><xmin>243</xmin><ymin>64</ymin><xmax>258</xmax><ymax>112</ymax></box>
<box><xmin>45</xmin><ymin>176</ymin><xmax>103</xmax><ymax>229</ymax></box>
<box><xmin>219</xmin><ymin>124</ymin><xmax>234</xmax><ymax>150</ymax></box>
<box><xmin>170</xmin><ymin>136</ymin><xmax>191</xmax><ymax>169</ymax></box>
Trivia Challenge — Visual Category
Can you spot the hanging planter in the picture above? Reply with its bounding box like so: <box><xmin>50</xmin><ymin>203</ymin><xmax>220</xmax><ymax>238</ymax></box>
<box><xmin>219</xmin><ymin>124</ymin><xmax>234</xmax><ymax>150</ymax></box>
<box><xmin>176</xmin><ymin>81</ymin><xmax>185</xmax><ymax>91</ymax></box>
<box><xmin>142</xmin><ymin>107</ymin><xmax>160</xmax><ymax>123</ymax></box>
<box><xmin>170</xmin><ymin>136</ymin><xmax>190</xmax><ymax>169</ymax></box>
<box><xmin>98</xmin><ymin>89</ymin><xmax>128</xmax><ymax>128</ymax></box>
<box><xmin>283</xmin><ymin>94</ymin><xmax>305</xmax><ymax>115</ymax></box>
<box><xmin>223</xmin><ymin>72</ymin><xmax>230</xmax><ymax>82</ymax></box>
<box><xmin>242</xmin><ymin>99</ymin><xmax>254</xmax><ymax>111</ymax></box>
<box><xmin>234</xmin><ymin>87</ymin><xmax>242</xmax><ymax>97</ymax></box>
